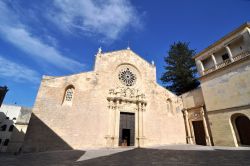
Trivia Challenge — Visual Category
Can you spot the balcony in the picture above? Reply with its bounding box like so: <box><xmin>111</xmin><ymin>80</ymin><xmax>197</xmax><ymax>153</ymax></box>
<box><xmin>203</xmin><ymin>51</ymin><xmax>250</xmax><ymax>76</ymax></box>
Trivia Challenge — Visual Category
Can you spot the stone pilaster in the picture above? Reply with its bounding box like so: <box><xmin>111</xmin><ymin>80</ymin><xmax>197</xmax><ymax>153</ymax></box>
<box><xmin>183</xmin><ymin>109</ymin><xmax>193</xmax><ymax>144</ymax></box>
<box><xmin>106</xmin><ymin>100</ymin><xmax>113</xmax><ymax>147</ymax></box>
<box><xmin>113</xmin><ymin>100</ymin><xmax>120</xmax><ymax>147</ymax></box>
<box><xmin>200</xmin><ymin>108</ymin><xmax>211</xmax><ymax>146</ymax></box>
<box><xmin>138</xmin><ymin>102</ymin><xmax>145</xmax><ymax>147</ymax></box>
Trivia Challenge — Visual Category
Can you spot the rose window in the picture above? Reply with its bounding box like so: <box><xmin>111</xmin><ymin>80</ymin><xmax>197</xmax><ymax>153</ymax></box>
<box><xmin>118</xmin><ymin>68</ymin><xmax>137</xmax><ymax>86</ymax></box>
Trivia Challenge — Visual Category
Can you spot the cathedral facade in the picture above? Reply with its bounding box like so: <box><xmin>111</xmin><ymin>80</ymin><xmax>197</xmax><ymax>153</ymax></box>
<box><xmin>23</xmin><ymin>49</ymin><xmax>186</xmax><ymax>152</ymax></box>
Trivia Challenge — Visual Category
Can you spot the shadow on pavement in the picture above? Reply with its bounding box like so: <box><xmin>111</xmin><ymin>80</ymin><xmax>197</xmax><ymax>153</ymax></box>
<box><xmin>75</xmin><ymin>148</ymin><xmax>250</xmax><ymax>166</ymax></box>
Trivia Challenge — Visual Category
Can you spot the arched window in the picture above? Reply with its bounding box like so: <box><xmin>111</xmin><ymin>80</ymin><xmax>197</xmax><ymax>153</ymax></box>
<box><xmin>231</xmin><ymin>114</ymin><xmax>250</xmax><ymax>146</ymax></box>
<box><xmin>166</xmin><ymin>98</ymin><xmax>173</xmax><ymax>112</ymax></box>
<box><xmin>63</xmin><ymin>85</ymin><xmax>75</xmax><ymax>104</ymax></box>
<box><xmin>9</xmin><ymin>125</ymin><xmax>14</xmax><ymax>132</ymax></box>
<box><xmin>1</xmin><ymin>125</ymin><xmax>7</xmax><ymax>131</ymax></box>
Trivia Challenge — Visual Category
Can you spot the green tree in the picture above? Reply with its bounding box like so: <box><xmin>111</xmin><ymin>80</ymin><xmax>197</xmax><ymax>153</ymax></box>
<box><xmin>161</xmin><ymin>42</ymin><xmax>200</xmax><ymax>95</ymax></box>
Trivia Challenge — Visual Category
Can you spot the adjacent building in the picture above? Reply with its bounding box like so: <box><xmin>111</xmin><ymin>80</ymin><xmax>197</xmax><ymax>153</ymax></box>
<box><xmin>0</xmin><ymin>104</ymin><xmax>32</xmax><ymax>152</ymax></box>
<box><xmin>182</xmin><ymin>22</ymin><xmax>250</xmax><ymax>147</ymax></box>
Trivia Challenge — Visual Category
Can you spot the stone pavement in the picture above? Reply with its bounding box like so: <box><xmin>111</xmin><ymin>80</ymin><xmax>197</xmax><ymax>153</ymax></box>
<box><xmin>0</xmin><ymin>145</ymin><xmax>250</xmax><ymax>166</ymax></box>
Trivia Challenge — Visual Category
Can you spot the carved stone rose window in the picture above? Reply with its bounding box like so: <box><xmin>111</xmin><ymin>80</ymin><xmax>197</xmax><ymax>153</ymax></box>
<box><xmin>118</xmin><ymin>68</ymin><xmax>137</xmax><ymax>86</ymax></box>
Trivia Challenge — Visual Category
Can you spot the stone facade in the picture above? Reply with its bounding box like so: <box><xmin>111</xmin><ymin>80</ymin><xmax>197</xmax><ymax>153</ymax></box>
<box><xmin>23</xmin><ymin>49</ymin><xmax>186</xmax><ymax>152</ymax></box>
<box><xmin>193</xmin><ymin>22</ymin><xmax>250</xmax><ymax>147</ymax></box>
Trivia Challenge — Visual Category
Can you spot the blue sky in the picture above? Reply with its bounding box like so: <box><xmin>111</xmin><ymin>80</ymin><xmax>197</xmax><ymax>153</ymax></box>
<box><xmin>0</xmin><ymin>0</ymin><xmax>249</xmax><ymax>107</ymax></box>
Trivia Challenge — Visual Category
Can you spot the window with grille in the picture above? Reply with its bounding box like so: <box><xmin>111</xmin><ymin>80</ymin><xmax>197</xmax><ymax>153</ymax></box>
<box><xmin>63</xmin><ymin>85</ymin><xmax>75</xmax><ymax>104</ymax></box>
<box><xmin>65</xmin><ymin>88</ymin><xmax>73</xmax><ymax>101</ymax></box>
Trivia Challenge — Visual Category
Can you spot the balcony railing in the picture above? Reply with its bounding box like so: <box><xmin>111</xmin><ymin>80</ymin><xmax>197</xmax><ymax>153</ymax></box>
<box><xmin>203</xmin><ymin>51</ymin><xmax>250</xmax><ymax>76</ymax></box>
<box><xmin>233</xmin><ymin>51</ymin><xmax>250</xmax><ymax>61</ymax></box>
<box><xmin>216</xmin><ymin>59</ymin><xmax>231</xmax><ymax>69</ymax></box>
<box><xmin>203</xmin><ymin>66</ymin><xmax>215</xmax><ymax>75</ymax></box>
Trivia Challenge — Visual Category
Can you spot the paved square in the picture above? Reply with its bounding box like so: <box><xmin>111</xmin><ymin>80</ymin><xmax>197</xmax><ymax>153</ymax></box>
<box><xmin>0</xmin><ymin>145</ymin><xmax>250</xmax><ymax>166</ymax></box>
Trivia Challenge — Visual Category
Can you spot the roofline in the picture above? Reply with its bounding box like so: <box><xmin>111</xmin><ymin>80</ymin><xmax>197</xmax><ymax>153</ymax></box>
<box><xmin>100</xmin><ymin>49</ymin><xmax>155</xmax><ymax>67</ymax></box>
<box><xmin>193</xmin><ymin>22</ymin><xmax>250</xmax><ymax>59</ymax></box>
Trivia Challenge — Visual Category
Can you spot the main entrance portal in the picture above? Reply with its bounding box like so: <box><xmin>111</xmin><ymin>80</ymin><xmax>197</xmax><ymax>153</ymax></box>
<box><xmin>119</xmin><ymin>112</ymin><xmax>135</xmax><ymax>146</ymax></box>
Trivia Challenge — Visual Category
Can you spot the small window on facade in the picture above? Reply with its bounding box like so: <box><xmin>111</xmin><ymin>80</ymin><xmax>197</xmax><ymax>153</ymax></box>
<box><xmin>9</xmin><ymin>125</ymin><xmax>14</xmax><ymax>132</ymax></box>
<box><xmin>222</xmin><ymin>53</ymin><xmax>229</xmax><ymax>61</ymax></box>
<box><xmin>0</xmin><ymin>139</ymin><xmax>2</xmax><ymax>144</ymax></box>
<box><xmin>13</xmin><ymin>117</ymin><xmax>16</xmax><ymax>120</ymax></box>
<box><xmin>63</xmin><ymin>85</ymin><xmax>75</xmax><ymax>104</ymax></box>
<box><xmin>1</xmin><ymin>125</ymin><xmax>7</xmax><ymax>131</ymax></box>
<box><xmin>3</xmin><ymin>139</ymin><xmax>9</xmax><ymax>146</ymax></box>
<box><xmin>166</xmin><ymin>99</ymin><xmax>173</xmax><ymax>112</ymax></box>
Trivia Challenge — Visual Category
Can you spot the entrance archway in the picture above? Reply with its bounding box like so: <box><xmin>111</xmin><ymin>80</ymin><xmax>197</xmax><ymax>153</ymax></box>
<box><xmin>107</xmin><ymin>87</ymin><xmax>146</xmax><ymax>147</ymax></box>
<box><xmin>192</xmin><ymin>120</ymin><xmax>206</xmax><ymax>145</ymax></box>
<box><xmin>232</xmin><ymin>114</ymin><xmax>250</xmax><ymax>146</ymax></box>
<box><xmin>119</xmin><ymin>112</ymin><xmax>135</xmax><ymax>146</ymax></box>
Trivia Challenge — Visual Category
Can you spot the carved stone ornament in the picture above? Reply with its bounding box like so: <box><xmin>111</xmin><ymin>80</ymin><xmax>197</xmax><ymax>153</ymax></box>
<box><xmin>107</xmin><ymin>87</ymin><xmax>146</xmax><ymax>104</ymax></box>
<box><xmin>118</xmin><ymin>68</ymin><xmax>137</xmax><ymax>86</ymax></box>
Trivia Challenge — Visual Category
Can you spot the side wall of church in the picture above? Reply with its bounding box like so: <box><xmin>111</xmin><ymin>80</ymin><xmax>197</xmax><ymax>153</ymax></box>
<box><xmin>143</xmin><ymin>84</ymin><xmax>185</xmax><ymax>146</ymax></box>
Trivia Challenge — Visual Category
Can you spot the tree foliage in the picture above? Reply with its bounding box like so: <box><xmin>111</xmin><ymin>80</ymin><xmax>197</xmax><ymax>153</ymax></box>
<box><xmin>161</xmin><ymin>42</ymin><xmax>200</xmax><ymax>95</ymax></box>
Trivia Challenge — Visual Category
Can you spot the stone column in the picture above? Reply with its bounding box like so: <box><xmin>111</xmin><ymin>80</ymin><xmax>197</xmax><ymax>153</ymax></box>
<box><xmin>183</xmin><ymin>109</ymin><xmax>193</xmax><ymax>144</ymax></box>
<box><xmin>211</xmin><ymin>54</ymin><xmax>218</xmax><ymax>69</ymax></box>
<box><xmin>138</xmin><ymin>102</ymin><xmax>145</xmax><ymax>147</ymax></box>
<box><xmin>113</xmin><ymin>100</ymin><xmax>120</xmax><ymax>147</ymax></box>
<box><xmin>137</xmin><ymin>102</ymin><xmax>141</xmax><ymax>147</ymax></box>
<box><xmin>200</xmin><ymin>108</ymin><xmax>211</xmax><ymax>146</ymax></box>
<box><xmin>106</xmin><ymin>100</ymin><xmax>113</xmax><ymax>147</ymax></box>
<box><xmin>196</xmin><ymin>60</ymin><xmax>204</xmax><ymax>76</ymax></box>
<box><xmin>225</xmin><ymin>45</ymin><xmax>234</xmax><ymax>62</ymax></box>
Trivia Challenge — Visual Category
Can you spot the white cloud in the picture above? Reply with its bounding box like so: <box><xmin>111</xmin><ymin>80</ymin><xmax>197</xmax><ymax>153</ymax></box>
<box><xmin>0</xmin><ymin>1</ymin><xmax>83</xmax><ymax>72</ymax></box>
<box><xmin>48</xmin><ymin>0</ymin><xmax>141</xmax><ymax>40</ymax></box>
<box><xmin>0</xmin><ymin>56</ymin><xmax>40</xmax><ymax>83</ymax></box>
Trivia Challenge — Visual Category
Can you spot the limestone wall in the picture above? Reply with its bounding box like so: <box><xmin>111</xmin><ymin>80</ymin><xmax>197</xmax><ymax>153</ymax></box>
<box><xmin>200</xmin><ymin>59</ymin><xmax>250</xmax><ymax>112</ymax></box>
<box><xmin>208</xmin><ymin>108</ymin><xmax>250</xmax><ymax>146</ymax></box>
<box><xmin>181</xmin><ymin>87</ymin><xmax>205</xmax><ymax>109</ymax></box>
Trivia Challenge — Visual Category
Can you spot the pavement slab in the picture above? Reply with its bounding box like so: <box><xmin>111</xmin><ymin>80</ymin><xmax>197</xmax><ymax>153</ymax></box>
<box><xmin>0</xmin><ymin>145</ymin><xmax>249</xmax><ymax>166</ymax></box>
